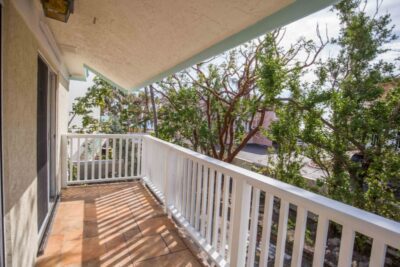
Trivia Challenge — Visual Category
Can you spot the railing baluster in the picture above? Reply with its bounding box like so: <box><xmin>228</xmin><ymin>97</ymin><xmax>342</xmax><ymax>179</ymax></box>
<box><xmin>98</xmin><ymin>138</ymin><xmax>102</xmax><ymax>179</ymax></box>
<box><xmin>163</xmin><ymin>146</ymin><xmax>170</xmax><ymax>210</ymax></box>
<box><xmin>182</xmin><ymin>158</ymin><xmax>188</xmax><ymax>218</ymax></box>
<box><xmin>228</xmin><ymin>177</ymin><xmax>236</xmax><ymax>262</ymax></box>
<box><xmin>212</xmin><ymin>171</ymin><xmax>222</xmax><ymax>248</ymax></box>
<box><xmin>337</xmin><ymin>226</ymin><xmax>355</xmax><ymax>267</ymax></box>
<box><xmin>84</xmin><ymin>138</ymin><xmax>88</xmax><ymax>181</ymax></box>
<box><xmin>130</xmin><ymin>138</ymin><xmax>135</xmax><ymax>177</ymax></box>
<box><xmin>137</xmin><ymin>138</ymin><xmax>141</xmax><ymax>176</ymax></box>
<box><xmin>91</xmin><ymin>138</ymin><xmax>95</xmax><ymax>180</ymax></box>
<box><xmin>312</xmin><ymin>216</ymin><xmax>329</xmax><ymax>267</ymax></box>
<box><xmin>220</xmin><ymin>176</ymin><xmax>230</xmax><ymax>259</ymax></box>
<box><xmin>229</xmin><ymin>177</ymin><xmax>251</xmax><ymax>267</ymax></box>
<box><xmin>69</xmin><ymin>137</ymin><xmax>73</xmax><ymax>182</ymax></box>
<box><xmin>201</xmin><ymin>166</ymin><xmax>209</xmax><ymax>237</ymax></box>
<box><xmin>112</xmin><ymin>138</ymin><xmax>116</xmax><ymax>179</ymax></box>
<box><xmin>190</xmin><ymin>161</ymin><xmax>197</xmax><ymax>226</ymax></box>
<box><xmin>195</xmin><ymin>163</ymin><xmax>202</xmax><ymax>231</ymax></box>
<box><xmin>105</xmin><ymin>138</ymin><xmax>109</xmax><ymax>179</ymax></box>
<box><xmin>124</xmin><ymin>137</ymin><xmax>128</xmax><ymax>177</ymax></box>
<box><xmin>246</xmin><ymin>188</ymin><xmax>260</xmax><ymax>267</ymax></box>
<box><xmin>77</xmin><ymin>138</ymin><xmax>81</xmax><ymax>180</ymax></box>
<box><xmin>118</xmin><ymin>138</ymin><xmax>122</xmax><ymax>178</ymax></box>
<box><xmin>61</xmin><ymin>135</ymin><xmax>68</xmax><ymax>187</ymax></box>
<box><xmin>370</xmin><ymin>239</ymin><xmax>387</xmax><ymax>267</ymax></box>
<box><xmin>275</xmin><ymin>200</ymin><xmax>290</xmax><ymax>267</ymax></box>
<box><xmin>180</xmin><ymin>156</ymin><xmax>186</xmax><ymax>212</ymax></box>
<box><xmin>291</xmin><ymin>207</ymin><xmax>307</xmax><ymax>267</ymax></box>
<box><xmin>206</xmin><ymin>168</ymin><xmax>215</xmax><ymax>244</ymax></box>
<box><xmin>259</xmin><ymin>194</ymin><xmax>274</xmax><ymax>267</ymax></box>
<box><xmin>175</xmin><ymin>155</ymin><xmax>182</xmax><ymax>211</ymax></box>
<box><xmin>186</xmin><ymin>160</ymin><xmax>192</xmax><ymax>219</ymax></box>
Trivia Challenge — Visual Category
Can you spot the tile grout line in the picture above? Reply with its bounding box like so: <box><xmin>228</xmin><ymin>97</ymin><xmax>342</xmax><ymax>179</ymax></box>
<box><xmin>40</xmin><ymin>182</ymin><xmax>206</xmax><ymax>267</ymax></box>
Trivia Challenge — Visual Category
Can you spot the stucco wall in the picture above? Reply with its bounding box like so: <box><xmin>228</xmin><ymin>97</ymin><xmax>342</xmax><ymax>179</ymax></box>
<box><xmin>3</xmin><ymin>1</ymin><xmax>69</xmax><ymax>266</ymax></box>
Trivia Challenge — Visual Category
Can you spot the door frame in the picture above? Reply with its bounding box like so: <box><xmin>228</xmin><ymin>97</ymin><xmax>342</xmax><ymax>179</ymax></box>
<box><xmin>49</xmin><ymin>71</ymin><xmax>57</xmax><ymax>201</ymax></box>
<box><xmin>37</xmin><ymin>52</ymin><xmax>58</xmax><ymax>245</ymax></box>
<box><xmin>0</xmin><ymin>1</ymin><xmax>5</xmax><ymax>266</ymax></box>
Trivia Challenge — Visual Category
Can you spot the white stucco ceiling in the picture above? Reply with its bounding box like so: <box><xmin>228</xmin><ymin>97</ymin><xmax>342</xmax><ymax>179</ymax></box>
<box><xmin>46</xmin><ymin>0</ymin><xmax>334</xmax><ymax>90</ymax></box>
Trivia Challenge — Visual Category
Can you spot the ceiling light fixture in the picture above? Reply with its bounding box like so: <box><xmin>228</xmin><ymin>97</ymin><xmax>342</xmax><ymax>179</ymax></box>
<box><xmin>41</xmin><ymin>0</ymin><xmax>74</xmax><ymax>23</ymax></box>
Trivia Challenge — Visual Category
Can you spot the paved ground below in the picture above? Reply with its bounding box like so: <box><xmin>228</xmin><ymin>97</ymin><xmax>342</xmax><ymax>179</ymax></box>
<box><xmin>237</xmin><ymin>144</ymin><xmax>327</xmax><ymax>181</ymax></box>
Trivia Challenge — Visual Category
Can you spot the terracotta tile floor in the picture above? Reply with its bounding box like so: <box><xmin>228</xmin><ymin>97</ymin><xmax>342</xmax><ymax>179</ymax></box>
<box><xmin>36</xmin><ymin>181</ymin><xmax>204</xmax><ymax>267</ymax></box>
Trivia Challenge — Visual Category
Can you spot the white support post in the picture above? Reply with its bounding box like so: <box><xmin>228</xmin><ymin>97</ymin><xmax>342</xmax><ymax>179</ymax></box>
<box><xmin>337</xmin><ymin>226</ymin><xmax>355</xmax><ymax>267</ymax></box>
<box><xmin>61</xmin><ymin>135</ymin><xmax>68</xmax><ymax>188</ymax></box>
<box><xmin>275</xmin><ymin>200</ymin><xmax>290</xmax><ymax>267</ymax></box>
<box><xmin>105</xmin><ymin>138</ymin><xmax>109</xmax><ymax>179</ymax></box>
<box><xmin>138</xmin><ymin>138</ymin><xmax>142</xmax><ymax>176</ymax></box>
<box><xmin>312</xmin><ymin>216</ymin><xmax>329</xmax><ymax>267</ymax></box>
<box><xmin>229</xmin><ymin>177</ymin><xmax>251</xmax><ymax>267</ymax></box>
<box><xmin>166</xmin><ymin>148</ymin><xmax>178</xmax><ymax>217</ymax></box>
<box><xmin>370</xmin><ymin>239</ymin><xmax>387</xmax><ymax>267</ymax></box>
<box><xmin>141</xmin><ymin>136</ymin><xmax>147</xmax><ymax>181</ymax></box>
<box><xmin>291</xmin><ymin>207</ymin><xmax>307</xmax><ymax>267</ymax></box>
<box><xmin>163</xmin><ymin>147</ymin><xmax>170</xmax><ymax>213</ymax></box>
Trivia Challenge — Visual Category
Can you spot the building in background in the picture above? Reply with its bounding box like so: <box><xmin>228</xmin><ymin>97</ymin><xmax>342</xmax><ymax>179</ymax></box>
<box><xmin>247</xmin><ymin>111</ymin><xmax>277</xmax><ymax>146</ymax></box>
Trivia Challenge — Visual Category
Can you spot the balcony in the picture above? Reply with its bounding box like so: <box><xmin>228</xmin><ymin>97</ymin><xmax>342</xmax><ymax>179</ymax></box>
<box><xmin>40</xmin><ymin>134</ymin><xmax>400</xmax><ymax>266</ymax></box>
<box><xmin>36</xmin><ymin>181</ymin><xmax>203</xmax><ymax>267</ymax></box>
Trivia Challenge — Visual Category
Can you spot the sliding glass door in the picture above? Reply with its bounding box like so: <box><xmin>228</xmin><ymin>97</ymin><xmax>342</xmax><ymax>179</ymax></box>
<box><xmin>37</xmin><ymin>56</ymin><xmax>57</xmax><ymax>237</ymax></box>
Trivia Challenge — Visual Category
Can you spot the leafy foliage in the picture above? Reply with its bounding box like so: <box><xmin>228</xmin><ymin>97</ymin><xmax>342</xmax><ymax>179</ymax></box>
<box><xmin>259</xmin><ymin>0</ymin><xmax>400</xmax><ymax>220</ymax></box>
<box><xmin>154</xmin><ymin>41</ymin><xmax>274</xmax><ymax>162</ymax></box>
<box><xmin>69</xmin><ymin>77</ymin><xmax>151</xmax><ymax>133</ymax></box>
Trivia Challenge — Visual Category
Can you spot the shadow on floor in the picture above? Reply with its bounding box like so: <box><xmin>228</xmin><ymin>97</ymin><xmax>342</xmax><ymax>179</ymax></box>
<box><xmin>36</xmin><ymin>181</ymin><xmax>203</xmax><ymax>267</ymax></box>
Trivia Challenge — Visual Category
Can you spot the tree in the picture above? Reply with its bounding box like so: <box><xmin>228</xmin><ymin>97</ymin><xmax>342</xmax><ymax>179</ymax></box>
<box><xmin>148</xmin><ymin>85</ymin><xmax>159</xmax><ymax>137</ymax></box>
<box><xmin>154</xmin><ymin>41</ymin><xmax>272</xmax><ymax>162</ymax></box>
<box><xmin>260</xmin><ymin>0</ymin><xmax>400</xmax><ymax>220</ymax></box>
<box><xmin>153</xmin><ymin>22</ymin><xmax>327</xmax><ymax>163</ymax></box>
<box><xmin>69</xmin><ymin>77</ymin><xmax>152</xmax><ymax>134</ymax></box>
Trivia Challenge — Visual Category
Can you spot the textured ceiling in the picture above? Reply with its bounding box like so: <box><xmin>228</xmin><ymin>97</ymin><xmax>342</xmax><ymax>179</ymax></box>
<box><xmin>46</xmin><ymin>0</ymin><xmax>296</xmax><ymax>90</ymax></box>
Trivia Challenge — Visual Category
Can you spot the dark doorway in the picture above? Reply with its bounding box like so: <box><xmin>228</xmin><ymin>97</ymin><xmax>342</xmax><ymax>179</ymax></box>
<box><xmin>37</xmin><ymin>56</ymin><xmax>49</xmax><ymax>232</ymax></box>
<box><xmin>36</xmin><ymin>55</ymin><xmax>57</xmax><ymax>242</ymax></box>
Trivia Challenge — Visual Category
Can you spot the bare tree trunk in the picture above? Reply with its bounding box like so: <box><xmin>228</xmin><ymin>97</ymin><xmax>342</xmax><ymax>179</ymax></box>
<box><xmin>149</xmin><ymin>85</ymin><xmax>158</xmax><ymax>137</ymax></box>
<box><xmin>143</xmin><ymin>87</ymin><xmax>150</xmax><ymax>133</ymax></box>
<box><xmin>68</xmin><ymin>113</ymin><xmax>76</xmax><ymax>128</ymax></box>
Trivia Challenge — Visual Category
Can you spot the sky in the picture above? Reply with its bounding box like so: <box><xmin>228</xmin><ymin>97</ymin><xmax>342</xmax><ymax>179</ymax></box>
<box><xmin>282</xmin><ymin>0</ymin><xmax>400</xmax><ymax>64</ymax></box>
<box><xmin>69</xmin><ymin>0</ymin><xmax>400</xmax><ymax>104</ymax></box>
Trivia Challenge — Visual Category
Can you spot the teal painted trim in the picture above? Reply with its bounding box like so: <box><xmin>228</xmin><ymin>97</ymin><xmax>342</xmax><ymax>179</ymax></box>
<box><xmin>69</xmin><ymin>75</ymin><xmax>87</xmax><ymax>82</ymax></box>
<box><xmin>70</xmin><ymin>64</ymin><xmax>129</xmax><ymax>92</ymax></box>
<box><xmin>83</xmin><ymin>64</ymin><xmax>128</xmax><ymax>92</ymax></box>
<box><xmin>130</xmin><ymin>0</ymin><xmax>336</xmax><ymax>91</ymax></box>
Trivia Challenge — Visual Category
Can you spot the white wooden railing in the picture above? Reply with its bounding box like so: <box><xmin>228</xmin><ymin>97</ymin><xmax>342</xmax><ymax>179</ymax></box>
<box><xmin>62</xmin><ymin>134</ymin><xmax>144</xmax><ymax>185</ymax></box>
<box><xmin>62</xmin><ymin>134</ymin><xmax>400</xmax><ymax>267</ymax></box>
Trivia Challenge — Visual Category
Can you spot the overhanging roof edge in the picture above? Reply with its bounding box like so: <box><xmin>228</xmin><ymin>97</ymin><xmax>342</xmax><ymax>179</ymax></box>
<box><xmin>69</xmin><ymin>0</ymin><xmax>336</xmax><ymax>91</ymax></box>
<box><xmin>70</xmin><ymin>65</ymin><xmax>129</xmax><ymax>92</ymax></box>
<box><xmin>130</xmin><ymin>0</ymin><xmax>336</xmax><ymax>91</ymax></box>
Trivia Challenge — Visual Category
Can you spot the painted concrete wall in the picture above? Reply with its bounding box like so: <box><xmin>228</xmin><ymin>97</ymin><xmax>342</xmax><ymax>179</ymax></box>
<box><xmin>3</xmin><ymin>1</ymin><xmax>69</xmax><ymax>266</ymax></box>
<box><xmin>248</xmin><ymin>111</ymin><xmax>277</xmax><ymax>146</ymax></box>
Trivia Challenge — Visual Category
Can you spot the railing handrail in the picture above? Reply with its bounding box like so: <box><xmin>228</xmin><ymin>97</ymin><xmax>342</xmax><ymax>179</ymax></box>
<box><xmin>65</xmin><ymin>133</ymin><xmax>148</xmax><ymax>138</ymax></box>
<box><xmin>143</xmin><ymin>135</ymin><xmax>400</xmax><ymax>249</ymax></box>
<box><xmin>63</xmin><ymin>133</ymin><xmax>144</xmax><ymax>186</ymax></box>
